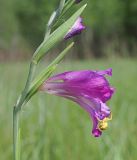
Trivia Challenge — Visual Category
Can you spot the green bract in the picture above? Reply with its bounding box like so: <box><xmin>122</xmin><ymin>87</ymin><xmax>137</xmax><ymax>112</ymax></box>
<box><xmin>32</xmin><ymin>4</ymin><xmax>87</xmax><ymax>63</ymax></box>
<box><xmin>25</xmin><ymin>42</ymin><xmax>74</xmax><ymax>103</ymax></box>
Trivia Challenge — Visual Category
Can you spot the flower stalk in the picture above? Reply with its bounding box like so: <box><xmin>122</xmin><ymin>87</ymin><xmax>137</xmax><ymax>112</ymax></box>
<box><xmin>13</xmin><ymin>106</ymin><xmax>21</xmax><ymax>160</ymax></box>
<box><xmin>13</xmin><ymin>61</ymin><xmax>37</xmax><ymax>160</ymax></box>
<box><xmin>12</xmin><ymin>0</ymin><xmax>86</xmax><ymax>159</ymax></box>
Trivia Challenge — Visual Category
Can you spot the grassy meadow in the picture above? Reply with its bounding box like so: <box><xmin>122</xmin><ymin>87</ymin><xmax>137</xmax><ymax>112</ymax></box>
<box><xmin>0</xmin><ymin>58</ymin><xmax>137</xmax><ymax>160</ymax></box>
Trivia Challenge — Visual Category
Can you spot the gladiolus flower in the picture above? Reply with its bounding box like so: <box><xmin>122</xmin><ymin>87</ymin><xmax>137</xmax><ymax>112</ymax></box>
<box><xmin>40</xmin><ymin>68</ymin><xmax>115</xmax><ymax>137</ymax></box>
<box><xmin>64</xmin><ymin>17</ymin><xmax>85</xmax><ymax>39</ymax></box>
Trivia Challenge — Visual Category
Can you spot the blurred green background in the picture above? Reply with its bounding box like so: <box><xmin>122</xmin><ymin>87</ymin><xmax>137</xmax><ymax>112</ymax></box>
<box><xmin>0</xmin><ymin>0</ymin><xmax>137</xmax><ymax>60</ymax></box>
<box><xmin>0</xmin><ymin>0</ymin><xmax>137</xmax><ymax>160</ymax></box>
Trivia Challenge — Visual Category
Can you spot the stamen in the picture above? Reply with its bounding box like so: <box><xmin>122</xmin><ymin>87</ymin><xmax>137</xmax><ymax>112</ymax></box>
<box><xmin>107</xmin><ymin>112</ymin><xmax>112</xmax><ymax>120</ymax></box>
<box><xmin>98</xmin><ymin>120</ymin><xmax>108</xmax><ymax>130</ymax></box>
<box><xmin>98</xmin><ymin>112</ymin><xmax>112</xmax><ymax>131</ymax></box>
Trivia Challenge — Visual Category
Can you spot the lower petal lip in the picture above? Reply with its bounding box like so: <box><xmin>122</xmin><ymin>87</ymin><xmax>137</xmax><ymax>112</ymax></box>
<box><xmin>92</xmin><ymin>129</ymin><xmax>102</xmax><ymax>137</ymax></box>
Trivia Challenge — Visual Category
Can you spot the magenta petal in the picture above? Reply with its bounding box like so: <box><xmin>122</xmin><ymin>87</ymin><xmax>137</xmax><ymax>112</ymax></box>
<box><xmin>48</xmin><ymin>70</ymin><xmax>111</xmax><ymax>83</ymax></box>
<box><xmin>92</xmin><ymin>129</ymin><xmax>102</xmax><ymax>137</ymax></box>
<box><xmin>65</xmin><ymin>70</ymin><xmax>92</xmax><ymax>82</ymax></box>
<box><xmin>47</xmin><ymin>70</ymin><xmax>92</xmax><ymax>82</ymax></box>
<box><xmin>96</xmin><ymin>68</ymin><xmax>112</xmax><ymax>76</ymax></box>
<box><xmin>64</xmin><ymin>17</ymin><xmax>85</xmax><ymax>39</ymax></box>
<box><xmin>90</xmin><ymin>113</ymin><xmax>102</xmax><ymax>137</ymax></box>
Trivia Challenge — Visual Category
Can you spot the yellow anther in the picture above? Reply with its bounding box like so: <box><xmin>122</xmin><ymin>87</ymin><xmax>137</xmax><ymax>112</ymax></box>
<box><xmin>98</xmin><ymin>112</ymin><xmax>112</xmax><ymax>131</ymax></box>
<box><xmin>107</xmin><ymin>112</ymin><xmax>112</xmax><ymax>121</ymax></box>
<box><xmin>98</xmin><ymin>120</ymin><xmax>108</xmax><ymax>130</ymax></box>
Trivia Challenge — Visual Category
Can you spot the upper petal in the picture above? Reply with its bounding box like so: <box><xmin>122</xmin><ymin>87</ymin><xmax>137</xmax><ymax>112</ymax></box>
<box><xmin>96</xmin><ymin>68</ymin><xmax>112</xmax><ymax>76</ymax></box>
<box><xmin>64</xmin><ymin>17</ymin><xmax>86</xmax><ymax>39</ymax></box>
<box><xmin>48</xmin><ymin>70</ymin><xmax>92</xmax><ymax>82</ymax></box>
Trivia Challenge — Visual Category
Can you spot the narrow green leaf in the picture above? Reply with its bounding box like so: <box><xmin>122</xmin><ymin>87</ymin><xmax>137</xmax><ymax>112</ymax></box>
<box><xmin>33</xmin><ymin>4</ymin><xmax>87</xmax><ymax>63</ymax></box>
<box><xmin>62</xmin><ymin>0</ymin><xmax>75</xmax><ymax>15</ymax></box>
<box><xmin>25</xmin><ymin>69</ymin><xmax>54</xmax><ymax>103</ymax></box>
<box><xmin>58</xmin><ymin>0</ymin><xmax>66</xmax><ymax>15</ymax></box>
<box><xmin>47</xmin><ymin>11</ymin><xmax>57</xmax><ymax>28</ymax></box>
<box><xmin>15</xmin><ymin>128</ymin><xmax>21</xmax><ymax>160</ymax></box>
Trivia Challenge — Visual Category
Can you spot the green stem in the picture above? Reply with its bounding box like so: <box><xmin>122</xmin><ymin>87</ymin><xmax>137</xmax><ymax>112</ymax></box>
<box><xmin>44</xmin><ymin>25</ymin><xmax>51</xmax><ymax>41</ymax></box>
<box><xmin>13</xmin><ymin>106</ymin><xmax>21</xmax><ymax>160</ymax></box>
<box><xmin>16</xmin><ymin>61</ymin><xmax>36</xmax><ymax>111</ymax></box>
<box><xmin>12</xmin><ymin>1</ymin><xmax>70</xmax><ymax>159</ymax></box>
<box><xmin>24</xmin><ymin>61</ymin><xmax>36</xmax><ymax>91</ymax></box>
<box><xmin>13</xmin><ymin>61</ymin><xmax>36</xmax><ymax>159</ymax></box>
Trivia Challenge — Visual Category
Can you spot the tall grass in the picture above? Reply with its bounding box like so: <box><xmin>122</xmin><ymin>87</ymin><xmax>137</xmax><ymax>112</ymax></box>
<box><xmin>0</xmin><ymin>59</ymin><xmax>137</xmax><ymax>160</ymax></box>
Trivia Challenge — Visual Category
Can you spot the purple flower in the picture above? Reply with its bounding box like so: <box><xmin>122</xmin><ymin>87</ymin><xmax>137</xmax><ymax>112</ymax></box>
<box><xmin>40</xmin><ymin>68</ymin><xmax>115</xmax><ymax>137</ymax></box>
<box><xmin>64</xmin><ymin>17</ymin><xmax>86</xmax><ymax>39</ymax></box>
<box><xmin>75</xmin><ymin>0</ymin><xmax>82</xmax><ymax>3</ymax></box>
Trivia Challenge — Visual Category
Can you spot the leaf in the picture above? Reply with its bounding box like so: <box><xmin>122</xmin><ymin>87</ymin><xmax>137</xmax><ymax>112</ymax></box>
<box><xmin>58</xmin><ymin>0</ymin><xmax>66</xmax><ymax>15</ymax></box>
<box><xmin>32</xmin><ymin>4</ymin><xmax>87</xmax><ymax>63</ymax></box>
<box><xmin>62</xmin><ymin>0</ymin><xmax>75</xmax><ymax>15</ymax></box>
